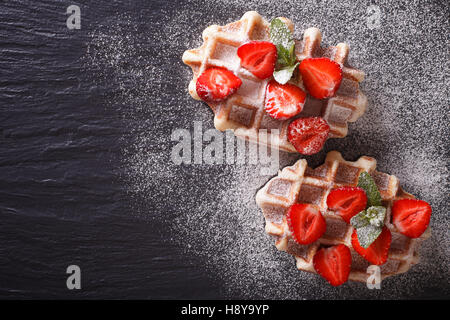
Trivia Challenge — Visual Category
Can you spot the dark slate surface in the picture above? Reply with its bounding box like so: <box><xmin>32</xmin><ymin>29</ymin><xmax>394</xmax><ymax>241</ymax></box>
<box><xmin>0</xmin><ymin>0</ymin><xmax>448</xmax><ymax>299</ymax></box>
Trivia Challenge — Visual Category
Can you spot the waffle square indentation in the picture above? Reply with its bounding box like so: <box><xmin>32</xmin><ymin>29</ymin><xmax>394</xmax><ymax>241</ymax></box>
<box><xmin>211</xmin><ymin>42</ymin><xmax>239</xmax><ymax>65</ymax></box>
<box><xmin>336</xmin><ymin>78</ymin><xmax>359</xmax><ymax>98</ymax></box>
<box><xmin>351</xmin><ymin>251</ymin><xmax>370</xmax><ymax>271</ymax></box>
<box><xmin>323</xmin><ymin>216</ymin><xmax>349</xmax><ymax>240</ymax></box>
<box><xmin>390</xmin><ymin>232</ymin><xmax>412</xmax><ymax>254</ymax></box>
<box><xmin>326</xmin><ymin>102</ymin><xmax>353</xmax><ymax>125</ymax></box>
<box><xmin>297</xmin><ymin>184</ymin><xmax>326</xmax><ymax>205</ymax></box>
<box><xmin>259</xmin><ymin>113</ymin><xmax>283</xmax><ymax>131</ymax></box>
<box><xmin>371</xmin><ymin>171</ymin><xmax>390</xmax><ymax>191</ymax></box>
<box><xmin>267</xmin><ymin>179</ymin><xmax>293</xmax><ymax>198</ymax></box>
<box><xmin>236</xmin><ymin>77</ymin><xmax>264</xmax><ymax>100</ymax></box>
<box><xmin>286</xmin><ymin>237</ymin><xmax>311</xmax><ymax>260</ymax></box>
<box><xmin>302</xmin><ymin>96</ymin><xmax>325</xmax><ymax>117</ymax></box>
<box><xmin>250</xmin><ymin>24</ymin><xmax>269</xmax><ymax>41</ymax></box>
<box><xmin>335</xmin><ymin>163</ymin><xmax>361</xmax><ymax>185</ymax></box>
<box><xmin>305</xmin><ymin>163</ymin><xmax>331</xmax><ymax>180</ymax></box>
<box><xmin>261</xmin><ymin>204</ymin><xmax>288</xmax><ymax>224</ymax></box>
<box><xmin>380</xmin><ymin>259</ymin><xmax>401</xmax><ymax>274</ymax></box>
<box><xmin>228</xmin><ymin>104</ymin><xmax>255</xmax><ymax>127</ymax></box>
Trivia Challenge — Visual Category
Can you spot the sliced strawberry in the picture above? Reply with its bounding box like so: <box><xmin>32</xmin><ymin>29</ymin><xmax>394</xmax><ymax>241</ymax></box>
<box><xmin>287</xmin><ymin>203</ymin><xmax>326</xmax><ymax>245</ymax></box>
<box><xmin>392</xmin><ymin>199</ymin><xmax>431</xmax><ymax>238</ymax></box>
<box><xmin>264</xmin><ymin>80</ymin><xmax>306</xmax><ymax>120</ymax></box>
<box><xmin>237</xmin><ymin>41</ymin><xmax>277</xmax><ymax>79</ymax></box>
<box><xmin>287</xmin><ymin>117</ymin><xmax>329</xmax><ymax>155</ymax></box>
<box><xmin>351</xmin><ymin>226</ymin><xmax>391</xmax><ymax>265</ymax></box>
<box><xmin>299</xmin><ymin>57</ymin><xmax>342</xmax><ymax>99</ymax></box>
<box><xmin>313</xmin><ymin>244</ymin><xmax>352</xmax><ymax>287</ymax></box>
<box><xmin>326</xmin><ymin>187</ymin><xmax>368</xmax><ymax>223</ymax></box>
<box><xmin>196</xmin><ymin>67</ymin><xmax>242</xmax><ymax>102</ymax></box>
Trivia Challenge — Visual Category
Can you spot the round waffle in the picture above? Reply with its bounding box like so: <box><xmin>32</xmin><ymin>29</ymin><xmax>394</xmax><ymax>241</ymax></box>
<box><xmin>255</xmin><ymin>151</ymin><xmax>431</xmax><ymax>282</ymax></box>
<box><xmin>182</xmin><ymin>11</ymin><xmax>368</xmax><ymax>153</ymax></box>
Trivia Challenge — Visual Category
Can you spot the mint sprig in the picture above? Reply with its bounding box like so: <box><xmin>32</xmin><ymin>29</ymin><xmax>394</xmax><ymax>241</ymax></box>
<box><xmin>273</xmin><ymin>62</ymin><xmax>299</xmax><ymax>84</ymax></box>
<box><xmin>350</xmin><ymin>206</ymin><xmax>386</xmax><ymax>248</ymax></box>
<box><xmin>356</xmin><ymin>225</ymin><xmax>382</xmax><ymax>249</ymax></box>
<box><xmin>269</xmin><ymin>18</ymin><xmax>298</xmax><ymax>84</ymax></box>
<box><xmin>351</xmin><ymin>172</ymin><xmax>386</xmax><ymax>248</ymax></box>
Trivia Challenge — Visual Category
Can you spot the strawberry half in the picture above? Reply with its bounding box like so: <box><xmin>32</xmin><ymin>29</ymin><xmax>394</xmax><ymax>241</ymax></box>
<box><xmin>196</xmin><ymin>67</ymin><xmax>242</xmax><ymax>102</ymax></box>
<box><xmin>299</xmin><ymin>57</ymin><xmax>342</xmax><ymax>99</ymax></box>
<box><xmin>287</xmin><ymin>116</ymin><xmax>330</xmax><ymax>155</ymax></box>
<box><xmin>392</xmin><ymin>199</ymin><xmax>431</xmax><ymax>238</ymax></box>
<box><xmin>313</xmin><ymin>244</ymin><xmax>352</xmax><ymax>287</ymax></box>
<box><xmin>351</xmin><ymin>226</ymin><xmax>392</xmax><ymax>265</ymax></box>
<box><xmin>237</xmin><ymin>41</ymin><xmax>277</xmax><ymax>79</ymax></box>
<box><xmin>264</xmin><ymin>80</ymin><xmax>306</xmax><ymax>120</ymax></box>
<box><xmin>326</xmin><ymin>187</ymin><xmax>368</xmax><ymax>223</ymax></box>
<box><xmin>287</xmin><ymin>203</ymin><xmax>326</xmax><ymax>245</ymax></box>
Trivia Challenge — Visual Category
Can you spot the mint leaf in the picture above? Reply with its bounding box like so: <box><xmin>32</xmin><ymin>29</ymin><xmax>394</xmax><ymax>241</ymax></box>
<box><xmin>273</xmin><ymin>62</ymin><xmax>299</xmax><ymax>84</ymax></box>
<box><xmin>352</xmin><ymin>173</ymin><xmax>387</xmax><ymax>248</ymax></box>
<box><xmin>269</xmin><ymin>18</ymin><xmax>298</xmax><ymax>83</ymax></box>
<box><xmin>351</xmin><ymin>205</ymin><xmax>386</xmax><ymax>248</ymax></box>
<box><xmin>276</xmin><ymin>45</ymin><xmax>292</xmax><ymax>67</ymax></box>
<box><xmin>357</xmin><ymin>172</ymin><xmax>382</xmax><ymax>207</ymax></box>
<box><xmin>276</xmin><ymin>42</ymin><xmax>296</xmax><ymax>67</ymax></box>
<box><xmin>356</xmin><ymin>224</ymin><xmax>382</xmax><ymax>249</ymax></box>
<box><xmin>365</xmin><ymin>206</ymin><xmax>386</xmax><ymax>228</ymax></box>
<box><xmin>270</xmin><ymin>19</ymin><xmax>294</xmax><ymax>51</ymax></box>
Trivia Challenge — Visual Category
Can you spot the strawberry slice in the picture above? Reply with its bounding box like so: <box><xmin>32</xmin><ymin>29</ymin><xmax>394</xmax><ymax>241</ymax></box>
<box><xmin>313</xmin><ymin>244</ymin><xmax>352</xmax><ymax>287</ymax></box>
<box><xmin>392</xmin><ymin>199</ymin><xmax>431</xmax><ymax>238</ymax></box>
<box><xmin>299</xmin><ymin>57</ymin><xmax>342</xmax><ymax>99</ymax></box>
<box><xmin>326</xmin><ymin>187</ymin><xmax>368</xmax><ymax>223</ymax></box>
<box><xmin>196</xmin><ymin>67</ymin><xmax>242</xmax><ymax>102</ymax></box>
<box><xmin>237</xmin><ymin>41</ymin><xmax>277</xmax><ymax>79</ymax></box>
<box><xmin>264</xmin><ymin>80</ymin><xmax>306</xmax><ymax>120</ymax></box>
<box><xmin>351</xmin><ymin>226</ymin><xmax>392</xmax><ymax>265</ymax></box>
<box><xmin>287</xmin><ymin>117</ymin><xmax>330</xmax><ymax>155</ymax></box>
<box><xmin>287</xmin><ymin>203</ymin><xmax>326</xmax><ymax>245</ymax></box>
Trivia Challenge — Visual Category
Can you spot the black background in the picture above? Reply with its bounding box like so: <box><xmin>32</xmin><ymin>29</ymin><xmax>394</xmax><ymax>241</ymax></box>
<box><xmin>0</xmin><ymin>0</ymin><xmax>448</xmax><ymax>299</ymax></box>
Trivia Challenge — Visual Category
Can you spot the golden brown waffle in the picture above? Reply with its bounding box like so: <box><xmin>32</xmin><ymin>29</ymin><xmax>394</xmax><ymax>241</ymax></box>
<box><xmin>182</xmin><ymin>11</ymin><xmax>368</xmax><ymax>153</ymax></box>
<box><xmin>255</xmin><ymin>151</ymin><xmax>431</xmax><ymax>282</ymax></box>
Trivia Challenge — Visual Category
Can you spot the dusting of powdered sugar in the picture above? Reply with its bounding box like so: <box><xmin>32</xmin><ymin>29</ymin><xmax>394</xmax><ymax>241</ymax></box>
<box><xmin>84</xmin><ymin>0</ymin><xmax>449</xmax><ymax>299</ymax></box>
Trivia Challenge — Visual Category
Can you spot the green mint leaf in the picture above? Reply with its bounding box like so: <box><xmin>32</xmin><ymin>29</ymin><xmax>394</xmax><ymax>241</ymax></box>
<box><xmin>270</xmin><ymin>18</ymin><xmax>294</xmax><ymax>51</ymax></box>
<box><xmin>365</xmin><ymin>206</ymin><xmax>386</xmax><ymax>228</ymax></box>
<box><xmin>356</xmin><ymin>224</ymin><xmax>382</xmax><ymax>249</ymax></box>
<box><xmin>276</xmin><ymin>45</ymin><xmax>292</xmax><ymax>67</ymax></box>
<box><xmin>351</xmin><ymin>206</ymin><xmax>386</xmax><ymax>248</ymax></box>
<box><xmin>357</xmin><ymin>171</ymin><xmax>382</xmax><ymax>207</ymax></box>
<box><xmin>269</xmin><ymin>18</ymin><xmax>298</xmax><ymax>83</ymax></box>
<box><xmin>273</xmin><ymin>62</ymin><xmax>299</xmax><ymax>85</ymax></box>
<box><xmin>350</xmin><ymin>210</ymin><xmax>370</xmax><ymax>228</ymax></box>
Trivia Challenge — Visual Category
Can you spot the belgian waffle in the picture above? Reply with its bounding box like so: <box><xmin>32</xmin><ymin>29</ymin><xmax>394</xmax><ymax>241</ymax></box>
<box><xmin>182</xmin><ymin>11</ymin><xmax>368</xmax><ymax>153</ymax></box>
<box><xmin>255</xmin><ymin>151</ymin><xmax>431</xmax><ymax>282</ymax></box>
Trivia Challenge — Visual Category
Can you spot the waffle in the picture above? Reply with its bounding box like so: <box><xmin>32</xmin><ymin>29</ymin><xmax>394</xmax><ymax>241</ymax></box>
<box><xmin>182</xmin><ymin>11</ymin><xmax>368</xmax><ymax>153</ymax></box>
<box><xmin>255</xmin><ymin>151</ymin><xmax>431</xmax><ymax>282</ymax></box>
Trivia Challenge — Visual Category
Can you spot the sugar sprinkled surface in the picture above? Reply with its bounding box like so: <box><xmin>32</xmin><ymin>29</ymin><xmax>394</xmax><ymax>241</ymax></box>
<box><xmin>84</xmin><ymin>0</ymin><xmax>449</xmax><ymax>298</ymax></box>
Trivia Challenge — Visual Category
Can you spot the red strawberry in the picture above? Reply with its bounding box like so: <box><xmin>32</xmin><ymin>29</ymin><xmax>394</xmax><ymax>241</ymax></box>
<box><xmin>326</xmin><ymin>187</ymin><xmax>368</xmax><ymax>223</ymax></box>
<box><xmin>351</xmin><ymin>226</ymin><xmax>392</xmax><ymax>265</ymax></box>
<box><xmin>313</xmin><ymin>244</ymin><xmax>352</xmax><ymax>287</ymax></box>
<box><xmin>264</xmin><ymin>80</ymin><xmax>306</xmax><ymax>120</ymax></box>
<box><xmin>287</xmin><ymin>117</ymin><xmax>329</xmax><ymax>155</ymax></box>
<box><xmin>196</xmin><ymin>67</ymin><xmax>242</xmax><ymax>102</ymax></box>
<box><xmin>299</xmin><ymin>57</ymin><xmax>342</xmax><ymax>99</ymax></box>
<box><xmin>287</xmin><ymin>203</ymin><xmax>326</xmax><ymax>245</ymax></box>
<box><xmin>392</xmin><ymin>199</ymin><xmax>431</xmax><ymax>238</ymax></box>
<box><xmin>237</xmin><ymin>41</ymin><xmax>277</xmax><ymax>79</ymax></box>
